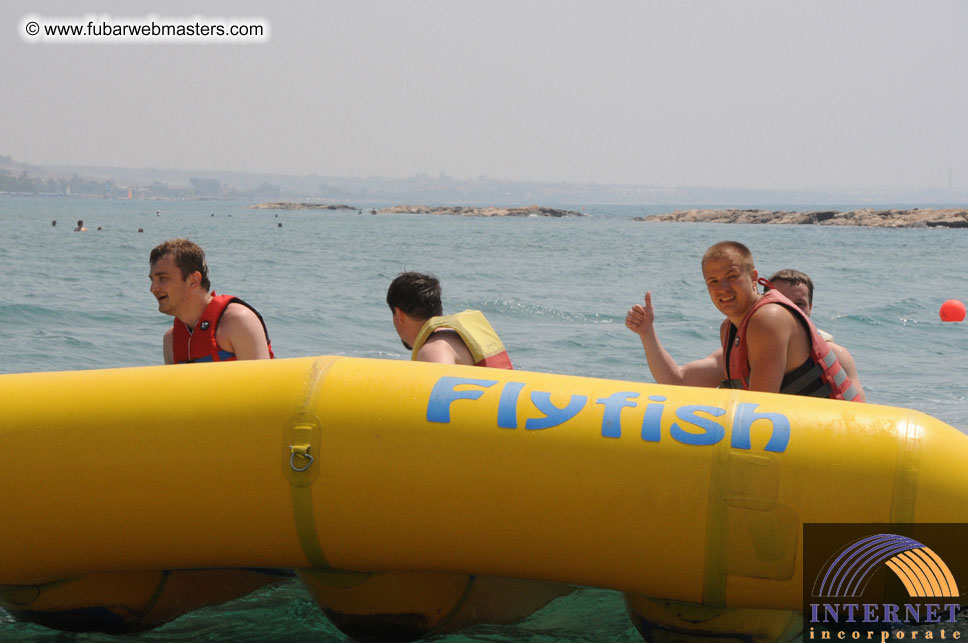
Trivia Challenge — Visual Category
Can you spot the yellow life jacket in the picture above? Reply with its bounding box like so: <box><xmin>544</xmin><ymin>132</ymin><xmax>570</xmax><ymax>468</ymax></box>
<box><xmin>411</xmin><ymin>310</ymin><xmax>513</xmax><ymax>369</ymax></box>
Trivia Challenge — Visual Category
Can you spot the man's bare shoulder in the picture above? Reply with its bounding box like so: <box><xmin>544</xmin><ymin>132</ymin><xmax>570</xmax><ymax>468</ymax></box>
<box><xmin>747</xmin><ymin>301</ymin><xmax>803</xmax><ymax>340</ymax></box>
<box><xmin>415</xmin><ymin>335</ymin><xmax>459</xmax><ymax>364</ymax></box>
<box><xmin>418</xmin><ymin>330</ymin><xmax>473</xmax><ymax>365</ymax></box>
<box><xmin>215</xmin><ymin>301</ymin><xmax>270</xmax><ymax>359</ymax></box>
<box><xmin>221</xmin><ymin>301</ymin><xmax>261</xmax><ymax>323</ymax></box>
<box><xmin>750</xmin><ymin>301</ymin><xmax>796</xmax><ymax>324</ymax></box>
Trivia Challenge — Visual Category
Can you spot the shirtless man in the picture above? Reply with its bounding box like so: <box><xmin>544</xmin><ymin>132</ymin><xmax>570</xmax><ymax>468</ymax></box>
<box><xmin>149</xmin><ymin>238</ymin><xmax>273</xmax><ymax>364</ymax></box>
<box><xmin>625</xmin><ymin>241</ymin><xmax>862</xmax><ymax>401</ymax></box>
<box><xmin>386</xmin><ymin>271</ymin><xmax>512</xmax><ymax>368</ymax></box>
<box><xmin>764</xmin><ymin>269</ymin><xmax>864</xmax><ymax>400</ymax></box>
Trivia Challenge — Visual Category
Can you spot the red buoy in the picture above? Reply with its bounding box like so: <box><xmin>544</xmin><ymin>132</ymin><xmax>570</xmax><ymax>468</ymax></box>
<box><xmin>939</xmin><ymin>299</ymin><xmax>966</xmax><ymax>322</ymax></box>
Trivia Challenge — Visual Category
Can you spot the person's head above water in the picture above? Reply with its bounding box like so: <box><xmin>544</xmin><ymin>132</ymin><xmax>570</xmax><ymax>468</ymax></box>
<box><xmin>766</xmin><ymin>268</ymin><xmax>814</xmax><ymax>316</ymax></box>
<box><xmin>700</xmin><ymin>241</ymin><xmax>759</xmax><ymax>322</ymax></box>
<box><xmin>700</xmin><ymin>240</ymin><xmax>755</xmax><ymax>275</ymax></box>
<box><xmin>386</xmin><ymin>271</ymin><xmax>443</xmax><ymax>321</ymax></box>
<box><xmin>149</xmin><ymin>238</ymin><xmax>210</xmax><ymax>291</ymax></box>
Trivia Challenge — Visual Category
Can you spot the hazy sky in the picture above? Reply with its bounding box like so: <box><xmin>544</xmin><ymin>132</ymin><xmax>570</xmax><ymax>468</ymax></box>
<box><xmin>3</xmin><ymin>0</ymin><xmax>967</xmax><ymax>190</ymax></box>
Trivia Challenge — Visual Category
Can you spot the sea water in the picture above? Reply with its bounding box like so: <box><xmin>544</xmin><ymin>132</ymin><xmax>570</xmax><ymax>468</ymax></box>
<box><xmin>0</xmin><ymin>196</ymin><xmax>965</xmax><ymax>641</ymax></box>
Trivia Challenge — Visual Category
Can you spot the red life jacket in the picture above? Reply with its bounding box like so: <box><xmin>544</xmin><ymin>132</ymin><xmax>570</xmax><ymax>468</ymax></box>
<box><xmin>171</xmin><ymin>293</ymin><xmax>274</xmax><ymax>364</ymax></box>
<box><xmin>721</xmin><ymin>285</ymin><xmax>860</xmax><ymax>401</ymax></box>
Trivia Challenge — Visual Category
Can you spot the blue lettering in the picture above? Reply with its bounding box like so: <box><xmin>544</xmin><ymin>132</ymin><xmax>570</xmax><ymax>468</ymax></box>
<box><xmin>884</xmin><ymin>603</ymin><xmax>901</xmax><ymax>623</ymax></box>
<box><xmin>426</xmin><ymin>377</ymin><xmax>793</xmax><ymax>452</ymax></box>
<box><xmin>595</xmin><ymin>391</ymin><xmax>639</xmax><ymax>438</ymax></box>
<box><xmin>497</xmin><ymin>381</ymin><xmax>526</xmax><ymax>429</ymax></box>
<box><xmin>526</xmin><ymin>391</ymin><xmax>587</xmax><ymax>430</ymax></box>
<box><xmin>944</xmin><ymin>603</ymin><xmax>959</xmax><ymax>622</ymax></box>
<box><xmin>823</xmin><ymin>604</ymin><xmax>839</xmax><ymax>623</ymax></box>
<box><xmin>426</xmin><ymin>376</ymin><xmax>497</xmax><ymax>423</ymax></box>
<box><xmin>904</xmin><ymin>603</ymin><xmax>921</xmax><ymax>623</ymax></box>
<box><xmin>731</xmin><ymin>403</ymin><xmax>791</xmax><ymax>452</ymax></box>
<box><xmin>873</xmin><ymin>603</ymin><xmax>890</xmax><ymax>623</ymax></box>
<box><xmin>843</xmin><ymin>603</ymin><xmax>859</xmax><ymax>623</ymax></box>
<box><xmin>641</xmin><ymin>395</ymin><xmax>665</xmax><ymax>442</ymax></box>
<box><xmin>670</xmin><ymin>405</ymin><xmax>726</xmax><ymax>446</ymax></box>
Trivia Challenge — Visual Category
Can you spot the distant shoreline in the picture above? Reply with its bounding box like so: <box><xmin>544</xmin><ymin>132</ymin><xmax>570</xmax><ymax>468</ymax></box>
<box><xmin>250</xmin><ymin>203</ymin><xmax>583</xmax><ymax>217</ymax></box>
<box><xmin>638</xmin><ymin>208</ymin><xmax>968</xmax><ymax>228</ymax></box>
<box><xmin>250</xmin><ymin>202</ymin><xmax>357</xmax><ymax>211</ymax></box>
<box><xmin>374</xmin><ymin>205</ymin><xmax>583</xmax><ymax>217</ymax></box>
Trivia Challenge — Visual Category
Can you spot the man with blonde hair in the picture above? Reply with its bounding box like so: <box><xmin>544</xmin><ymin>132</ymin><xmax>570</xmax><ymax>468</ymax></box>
<box><xmin>626</xmin><ymin>241</ymin><xmax>862</xmax><ymax>401</ymax></box>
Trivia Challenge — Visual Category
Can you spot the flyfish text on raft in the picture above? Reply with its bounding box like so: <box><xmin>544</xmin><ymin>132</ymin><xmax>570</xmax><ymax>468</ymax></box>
<box><xmin>426</xmin><ymin>376</ymin><xmax>791</xmax><ymax>453</ymax></box>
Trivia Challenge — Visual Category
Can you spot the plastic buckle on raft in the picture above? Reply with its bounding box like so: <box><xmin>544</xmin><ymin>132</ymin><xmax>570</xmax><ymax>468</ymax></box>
<box><xmin>282</xmin><ymin>413</ymin><xmax>322</xmax><ymax>486</ymax></box>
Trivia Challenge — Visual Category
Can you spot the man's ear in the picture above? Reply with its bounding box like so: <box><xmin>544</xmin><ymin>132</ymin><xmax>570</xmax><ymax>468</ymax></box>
<box><xmin>189</xmin><ymin>270</ymin><xmax>203</xmax><ymax>289</ymax></box>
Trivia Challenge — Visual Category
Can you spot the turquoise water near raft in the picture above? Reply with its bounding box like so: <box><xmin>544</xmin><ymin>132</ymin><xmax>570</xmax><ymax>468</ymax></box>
<box><xmin>1</xmin><ymin>196</ymin><xmax>966</xmax><ymax>641</ymax></box>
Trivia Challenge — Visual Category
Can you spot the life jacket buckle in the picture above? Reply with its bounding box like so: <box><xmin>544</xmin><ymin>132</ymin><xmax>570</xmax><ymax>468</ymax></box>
<box><xmin>289</xmin><ymin>444</ymin><xmax>314</xmax><ymax>472</ymax></box>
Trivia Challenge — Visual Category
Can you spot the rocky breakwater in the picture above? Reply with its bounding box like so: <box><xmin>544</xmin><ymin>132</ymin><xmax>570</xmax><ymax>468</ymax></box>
<box><xmin>638</xmin><ymin>208</ymin><xmax>968</xmax><ymax>228</ymax></box>
<box><xmin>376</xmin><ymin>205</ymin><xmax>583</xmax><ymax>217</ymax></box>
<box><xmin>250</xmin><ymin>202</ymin><xmax>357</xmax><ymax>211</ymax></box>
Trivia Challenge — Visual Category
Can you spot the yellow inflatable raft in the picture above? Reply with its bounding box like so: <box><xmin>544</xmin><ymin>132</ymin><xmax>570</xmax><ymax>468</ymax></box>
<box><xmin>1</xmin><ymin>356</ymin><xmax>965</xmax><ymax>639</ymax></box>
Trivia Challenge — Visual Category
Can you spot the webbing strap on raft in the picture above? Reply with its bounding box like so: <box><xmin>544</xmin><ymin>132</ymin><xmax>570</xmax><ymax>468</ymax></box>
<box><xmin>426</xmin><ymin>575</ymin><xmax>477</xmax><ymax>636</ymax></box>
<box><xmin>282</xmin><ymin>360</ymin><xmax>370</xmax><ymax>586</ymax></box>
<box><xmin>134</xmin><ymin>570</ymin><xmax>171</xmax><ymax>628</ymax></box>
<box><xmin>702</xmin><ymin>422</ymin><xmax>731</xmax><ymax>608</ymax></box>
<box><xmin>289</xmin><ymin>481</ymin><xmax>329</xmax><ymax>569</ymax></box>
<box><xmin>285</xmin><ymin>414</ymin><xmax>373</xmax><ymax>585</ymax></box>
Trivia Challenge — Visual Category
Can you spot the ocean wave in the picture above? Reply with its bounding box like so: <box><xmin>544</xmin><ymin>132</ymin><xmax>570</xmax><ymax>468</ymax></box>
<box><xmin>0</xmin><ymin>303</ymin><xmax>76</xmax><ymax>325</ymax></box>
<box><xmin>472</xmin><ymin>300</ymin><xmax>623</xmax><ymax>324</ymax></box>
<box><xmin>0</xmin><ymin>303</ymin><xmax>142</xmax><ymax>326</ymax></box>
<box><xmin>829</xmin><ymin>313</ymin><xmax>881</xmax><ymax>325</ymax></box>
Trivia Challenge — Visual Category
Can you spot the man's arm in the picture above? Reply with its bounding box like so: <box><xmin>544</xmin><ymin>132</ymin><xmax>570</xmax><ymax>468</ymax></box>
<box><xmin>830</xmin><ymin>342</ymin><xmax>866</xmax><ymax>402</ymax></box>
<box><xmin>415</xmin><ymin>332</ymin><xmax>473</xmax><ymax>365</ymax></box>
<box><xmin>744</xmin><ymin>305</ymin><xmax>799</xmax><ymax>393</ymax></box>
<box><xmin>216</xmin><ymin>303</ymin><xmax>272</xmax><ymax>360</ymax></box>
<box><xmin>626</xmin><ymin>291</ymin><xmax>723</xmax><ymax>388</ymax></box>
<box><xmin>163</xmin><ymin>328</ymin><xmax>174</xmax><ymax>365</ymax></box>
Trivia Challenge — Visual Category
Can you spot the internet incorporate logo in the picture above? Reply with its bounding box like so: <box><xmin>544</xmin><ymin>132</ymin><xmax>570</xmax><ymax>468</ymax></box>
<box><xmin>804</xmin><ymin>524</ymin><xmax>965</xmax><ymax>637</ymax></box>
<box><xmin>814</xmin><ymin>534</ymin><xmax>959</xmax><ymax>599</ymax></box>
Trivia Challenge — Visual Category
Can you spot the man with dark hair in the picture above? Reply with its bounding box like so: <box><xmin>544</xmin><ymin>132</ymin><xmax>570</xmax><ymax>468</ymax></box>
<box><xmin>625</xmin><ymin>241</ymin><xmax>862</xmax><ymax>401</ymax></box>
<box><xmin>765</xmin><ymin>269</ymin><xmax>820</xmax><ymax>335</ymax></box>
<box><xmin>386</xmin><ymin>271</ymin><xmax>511</xmax><ymax>368</ymax></box>
<box><xmin>149</xmin><ymin>238</ymin><xmax>274</xmax><ymax>364</ymax></box>
<box><xmin>385</xmin><ymin>271</ymin><xmax>444</xmax><ymax>321</ymax></box>
<box><xmin>765</xmin><ymin>269</ymin><xmax>865</xmax><ymax>400</ymax></box>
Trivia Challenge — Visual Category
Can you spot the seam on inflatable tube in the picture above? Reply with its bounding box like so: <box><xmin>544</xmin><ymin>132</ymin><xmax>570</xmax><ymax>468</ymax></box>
<box><xmin>702</xmin><ymin>392</ymin><xmax>733</xmax><ymax>608</ymax></box>
<box><xmin>289</xmin><ymin>356</ymin><xmax>339</xmax><ymax>569</ymax></box>
<box><xmin>890</xmin><ymin>414</ymin><xmax>920</xmax><ymax>524</ymax></box>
